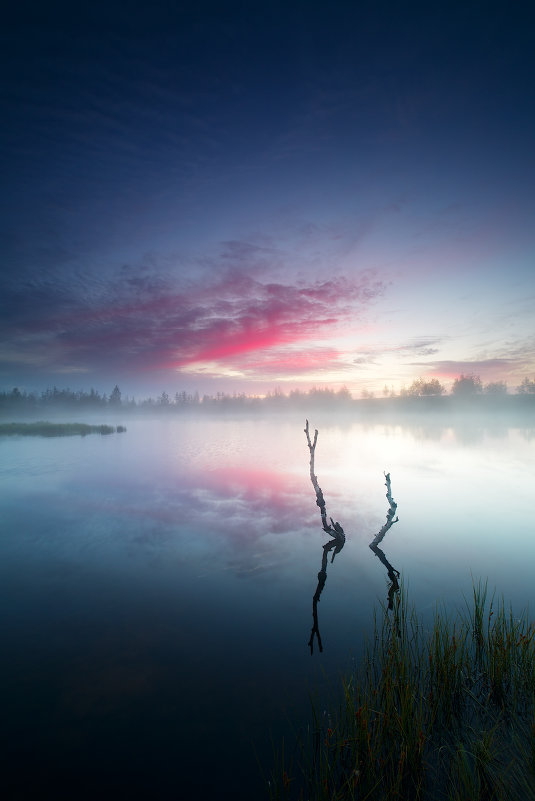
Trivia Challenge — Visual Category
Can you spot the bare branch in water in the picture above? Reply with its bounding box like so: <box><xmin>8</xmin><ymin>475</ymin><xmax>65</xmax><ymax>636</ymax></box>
<box><xmin>304</xmin><ymin>419</ymin><xmax>345</xmax><ymax>544</ymax></box>
<box><xmin>370</xmin><ymin>471</ymin><xmax>399</xmax><ymax>546</ymax></box>
<box><xmin>369</xmin><ymin>471</ymin><xmax>400</xmax><ymax>610</ymax></box>
<box><xmin>304</xmin><ymin>423</ymin><xmax>401</xmax><ymax>649</ymax></box>
<box><xmin>305</xmin><ymin>421</ymin><xmax>346</xmax><ymax>654</ymax></box>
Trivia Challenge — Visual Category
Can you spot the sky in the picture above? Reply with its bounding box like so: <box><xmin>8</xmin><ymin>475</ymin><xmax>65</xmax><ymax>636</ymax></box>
<box><xmin>2</xmin><ymin>0</ymin><xmax>534</xmax><ymax>398</ymax></box>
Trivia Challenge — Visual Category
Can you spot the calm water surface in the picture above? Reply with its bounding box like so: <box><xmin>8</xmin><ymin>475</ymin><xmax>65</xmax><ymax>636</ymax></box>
<box><xmin>1</xmin><ymin>416</ymin><xmax>533</xmax><ymax>799</ymax></box>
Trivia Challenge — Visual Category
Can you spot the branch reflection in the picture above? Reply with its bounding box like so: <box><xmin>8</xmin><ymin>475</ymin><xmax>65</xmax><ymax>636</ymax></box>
<box><xmin>304</xmin><ymin>425</ymin><xmax>402</xmax><ymax>651</ymax></box>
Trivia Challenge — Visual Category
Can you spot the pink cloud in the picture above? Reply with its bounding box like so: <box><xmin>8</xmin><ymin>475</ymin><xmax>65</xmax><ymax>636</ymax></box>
<box><xmin>418</xmin><ymin>359</ymin><xmax>516</xmax><ymax>381</ymax></box>
<box><xmin>142</xmin><ymin>271</ymin><xmax>383</xmax><ymax>369</ymax></box>
<box><xmin>1</xmin><ymin>265</ymin><xmax>384</xmax><ymax>379</ymax></box>
<box><xmin>224</xmin><ymin>347</ymin><xmax>345</xmax><ymax>376</ymax></box>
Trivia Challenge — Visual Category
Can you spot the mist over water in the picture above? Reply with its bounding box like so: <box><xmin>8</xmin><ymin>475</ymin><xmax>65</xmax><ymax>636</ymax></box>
<box><xmin>1</xmin><ymin>416</ymin><xmax>533</xmax><ymax>799</ymax></box>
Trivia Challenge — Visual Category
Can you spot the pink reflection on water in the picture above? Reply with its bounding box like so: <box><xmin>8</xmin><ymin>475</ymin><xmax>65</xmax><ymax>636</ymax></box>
<box><xmin>192</xmin><ymin>465</ymin><xmax>313</xmax><ymax>538</ymax></box>
<box><xmin>86</xmin><ymin>462</ymin><xmax>316</xmax><ymax>555</ymax></box>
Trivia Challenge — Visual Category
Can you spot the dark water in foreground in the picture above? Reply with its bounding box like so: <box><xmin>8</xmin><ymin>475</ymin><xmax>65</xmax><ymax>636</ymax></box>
<box><xmin>1</xmin><ymin>416</ymin><xmax>533</xmax><ymax>799</ymax></box>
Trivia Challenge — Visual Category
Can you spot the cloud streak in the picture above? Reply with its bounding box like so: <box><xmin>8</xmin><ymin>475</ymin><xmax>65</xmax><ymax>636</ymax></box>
<box><xmin>165</xmin><ymin>272</ymin><xmax>383</xmax><ymax>369</ymax></box>
<box><xmin>0</xmin><ymin>263</ymin><xmax>385</xmax><ymax>381</ymax></box>
<box><xmin>414</xmin><ymin>359</ymin><xmax>519</xmax><ymax>380</ymax></box>
<box><xmin>352</xmin><ymin>337</ymin><xmax>443</xmax><ymax>367</ymax></box>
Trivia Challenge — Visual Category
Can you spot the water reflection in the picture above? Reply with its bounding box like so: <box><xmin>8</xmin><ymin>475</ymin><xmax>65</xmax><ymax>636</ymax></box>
<box><xmin>1</xmin><ymin>416</ymin><xmax>534</xmax><ymax>801</ymax></box>
<box><xmin>305</xmin><ymin>421</ymin><xmax>346</xmax><ymax>654</ymax></box>
<box><xmin>305</xmin><ymin>423</ymin><xmax>402</xmax><ymax>651</ymax></box>
<box><xmin>369</xmin><ymin>543</ymin><xmax>400</xmax><ymax>610</ymax></box>
<box><xmin>308</xmin><ymin>539</ymin><xmax>344</xmax><ymax>654</ymax></box>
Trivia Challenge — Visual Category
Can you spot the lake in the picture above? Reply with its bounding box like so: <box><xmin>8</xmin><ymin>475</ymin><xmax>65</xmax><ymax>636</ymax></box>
<box><xmin>1</xmin><ymin>414</ymin><xmax>533</xmax><ymax>799</ymax></box>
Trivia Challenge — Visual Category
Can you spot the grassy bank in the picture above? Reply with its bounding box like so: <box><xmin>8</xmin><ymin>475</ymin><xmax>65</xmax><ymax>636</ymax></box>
<box><xmin>0</xmin><ymin>421</ymin><xmax>127</xmax><ymax>437</ymax></box>
<box><xmin>270</xmin><ymin>582</ymin><xmax>535</xmax><ymax>800</ymax></box>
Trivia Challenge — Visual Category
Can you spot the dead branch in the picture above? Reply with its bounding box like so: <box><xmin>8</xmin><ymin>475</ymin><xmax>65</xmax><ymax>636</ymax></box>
<box><xmin>369</xmin><ymin>471</ymin><xmax>400</xmax><ymax>611</ymax></box>
<box><xmin>304</xmin><ymin>421</ymin><xmax>346</xmax><ymax>655</ymax></box>
<box><xmin>369</xmin><ymin>471</ymin><xmax>398</xmax><ymax>547</ymax></box>
<box><xmin>304</xmin><ymin>423</ymin><xmax>402</xmax><ymax>649</ymax></box>
<box><xmin>304</xmin><ymin>420</ymin><xmax>345</xmax><ymax>543</ymax></box>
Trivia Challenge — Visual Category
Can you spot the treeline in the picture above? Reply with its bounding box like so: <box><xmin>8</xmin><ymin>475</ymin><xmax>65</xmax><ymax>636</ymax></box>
<box><xmin>1</xmin><ymin>375</ymin><xmax>534</xmax><ymax>415</ymax></box>
<box><xmin>394</xmin><ymin>375</ymin><xmax>535</xmax><ymax>398</ymax></box>
<box><xmin>0</xmin><ymin>385</ymin><xmax>127</xmax><ymax>412</ymax></box>
<box><xmin>0</xmin><ymin>385</ymin><xmax>354</xmax><ymax>413</ymax></box>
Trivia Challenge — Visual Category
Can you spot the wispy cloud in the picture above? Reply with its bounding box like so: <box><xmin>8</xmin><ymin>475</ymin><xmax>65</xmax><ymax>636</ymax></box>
<box><xmin>0</xmin><ymin>262</ymin><xmax>385</xmax><ymax>380</ymax></box>
<box><xmin>166</xmin><ymin>272</ymin><xmax>383</xmax><ymax>370</ymax></box>
<box><xmin>208</xmin><ymin>347</ymin><xmax>348</xmax><ymax>379</ymax></box>
<box><xmin>352</xmin><ymin>337</ymin><xmax>442</xmax><ymax>367</ymax></box>
<box><xmin>411</xmin><ymin>359</ymin><xmax>517</xmax><ymax>380</ymax></box>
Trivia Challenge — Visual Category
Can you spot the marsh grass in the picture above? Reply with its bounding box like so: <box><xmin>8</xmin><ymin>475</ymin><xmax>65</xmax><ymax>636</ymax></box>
<box><xmin>269</xmin><ymin>581</ymin><xmax>535</xmax><ymax>800</ymax></box>
<box><xmin>0</xmin><ymin>421</ymin><xmax>126</xmax><ymax>437</ymax></box>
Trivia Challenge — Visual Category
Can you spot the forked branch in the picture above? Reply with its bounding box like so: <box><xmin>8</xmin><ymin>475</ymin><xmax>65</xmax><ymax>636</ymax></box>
<box><xmin>304</xmin><ymin>420</ymin><xmax>345</xmax><ymax>655</ymax></box>
<box><xmin>304</xmin><ymin>419</ymin><xmax>345</xmax><ymax>544</ymax></box>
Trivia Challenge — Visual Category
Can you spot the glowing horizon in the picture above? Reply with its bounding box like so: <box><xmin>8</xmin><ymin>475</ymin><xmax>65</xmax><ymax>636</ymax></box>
<box><xmin>1</xmin><ymin>5</ymin><xmax>534</xmax><ymax>398</ymax></box>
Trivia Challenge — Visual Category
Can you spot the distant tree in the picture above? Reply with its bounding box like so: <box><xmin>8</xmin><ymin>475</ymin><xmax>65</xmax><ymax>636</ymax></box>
<box><xmin>424</xmin><ymin>378</ymin><xmax>444</xmax><ymax>396</ymax></box>
<box><xmin>337</xmin><ymin>385</ymin><xmax>352</xmax><ymax>401</ymax></box>
<box><xmin>451</xmin><ymin>374</ymin><xmax>483</xmax><ymax>396</ymax></box>
<box><xmin>157</xmin><ymin>391</ymin><xmax>170</xmax><ymax>406</ymax></box>
<box><xmin>9</xmin><ymin>387</ymin><xmax>23</xmax><ymax>405</ymax></box>
<box><xmin>405</xmin><ymin>377</ymin><xmax>445</xmax><ymax>397</ymax></box>
<box><xmin>175</xmin><ymin>390</ymin><xmax>189</xmax><ymax>405</ymax></box>
<box><xmin>484</xmin><ymin>380</ymin><xmax>507</xmax><ymax>395</ymax></box>
<box><xmin>0</xmin><ymin>387</ymin><xmax>29</xmax><ymax>410</ymax></box>
<box><xmin>88</xmin><ymin>387</ymin><xmax>105</xmax><ymax>406</ymax></box>
<box><xmin>307</xmin><ymin>387</ymin><xmax>336</xmax><ymax>403</ymax></box>
<box><xmin>109</xmin><ymin>385</ymin><xmax>122</xmax><ymax>406</ymax></box>
<box><xmin>517</xmin><ymin>377</ymin><xmax>535</xmax><ymax>394</ymax></box>
<box><xmin>266</xmin><ymin>388</ymin><xmax>285</xmax><ymax>405</ymax></box>
<box><xmin>361</xmin><ymin>388</ymin><xmax>375</xmax><ymax>399</ymax></box>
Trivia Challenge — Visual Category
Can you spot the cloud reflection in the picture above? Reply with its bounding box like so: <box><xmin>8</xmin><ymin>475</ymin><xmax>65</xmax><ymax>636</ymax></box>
<box><xmin>77</xmin><ymin>460</ymin><xmax>315</xmax><ymax>579</ymax></box>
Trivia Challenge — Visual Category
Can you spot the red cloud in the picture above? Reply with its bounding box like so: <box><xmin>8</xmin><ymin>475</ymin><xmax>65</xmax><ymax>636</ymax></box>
<box><xmin>226</xmin><ymin>348</ymin><xmax>344</xmax><ymax>375</ymax></box>
<box><xmin>2</xmin><ymin>267</ymin><xmax>384</xmax><ymax>376</ymax></box>
<box><xmin>161</xmin><ymin>273</ymin><xmax>383</xmax><ymax>368</ymax></box>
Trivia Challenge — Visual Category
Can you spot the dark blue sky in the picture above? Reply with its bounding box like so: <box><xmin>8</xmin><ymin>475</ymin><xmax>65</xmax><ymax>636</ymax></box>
<box><xmin>2</xmin><ymin>1</ymin><xmax>534</xmax><ymax>396</ymax></box>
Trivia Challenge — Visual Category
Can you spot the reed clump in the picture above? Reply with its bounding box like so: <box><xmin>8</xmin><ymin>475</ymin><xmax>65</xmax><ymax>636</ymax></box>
<box><xmin>0</xmin><ymin>421</ymin><xmax>126</xmax><ymax>437</ymax></box>
<box><xmin>270</xmin><ymin>581</ymin><xmax>535</xmax><ymax>800</ymax></box>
